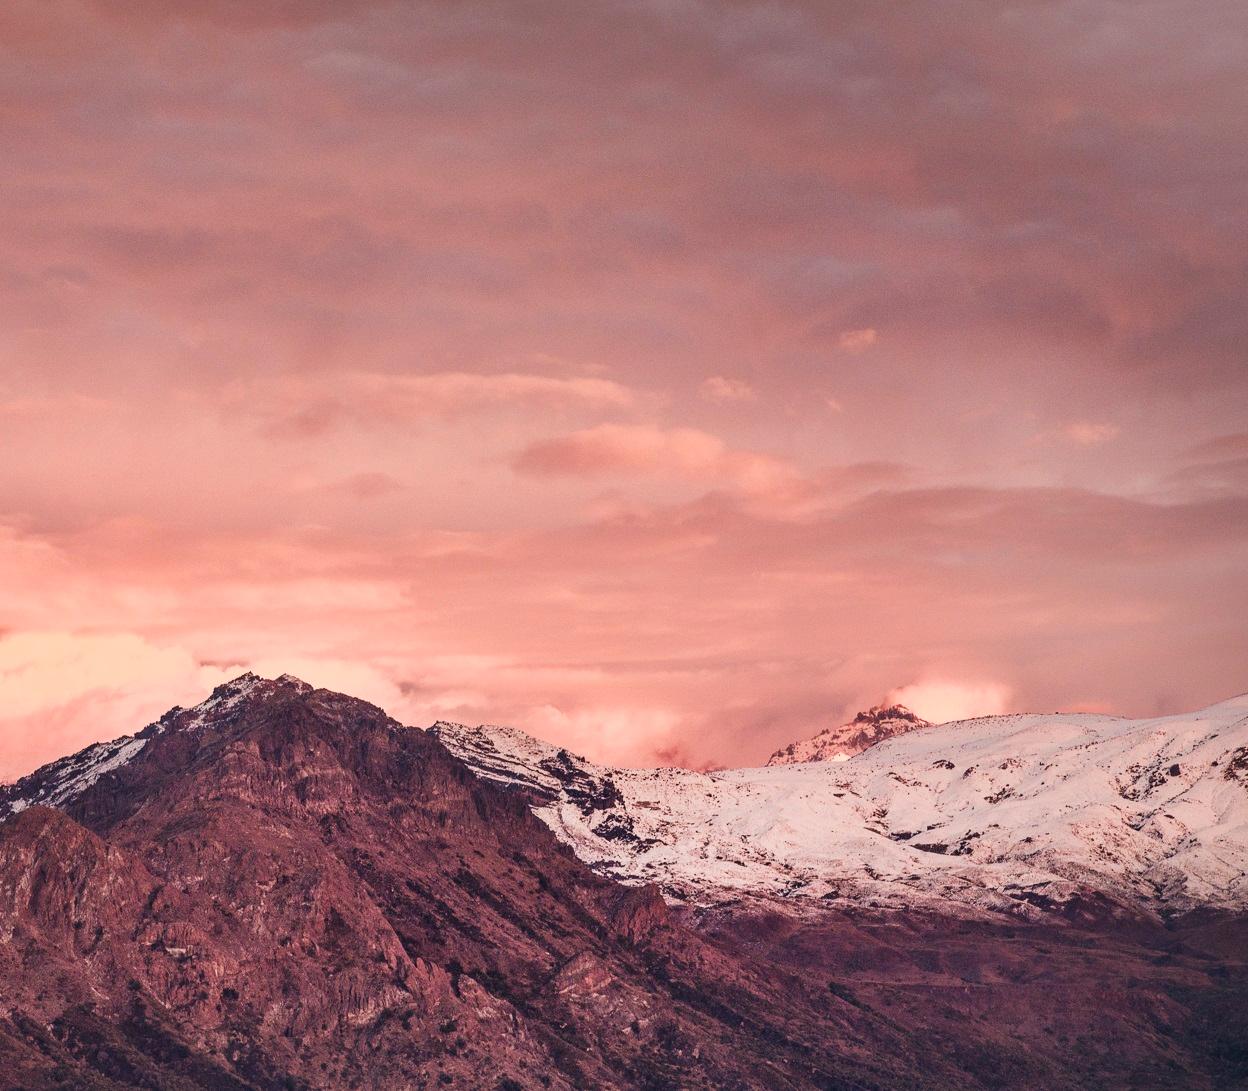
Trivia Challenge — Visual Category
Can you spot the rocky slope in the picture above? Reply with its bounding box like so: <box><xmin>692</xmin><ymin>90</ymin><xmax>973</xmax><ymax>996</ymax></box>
<box><xmin>433</xmin><ymin>696</ymin><xmax>1248</xmax><ymax>920</ymax></box>
<box><xmin>765</xmin><ymin>705</ymin><xmax>931</xmax><ymax>765</ymax></box>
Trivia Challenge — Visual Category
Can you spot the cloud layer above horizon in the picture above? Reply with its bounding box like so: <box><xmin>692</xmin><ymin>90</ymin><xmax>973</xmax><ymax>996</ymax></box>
<box><xmin>1</xmin><ymin>0</ymin><xmax>1246</xmax><ymax>777</ymax></box>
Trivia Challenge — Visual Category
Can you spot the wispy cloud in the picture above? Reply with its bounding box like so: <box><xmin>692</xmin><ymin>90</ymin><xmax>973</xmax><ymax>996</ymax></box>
<box><xmin>1063</xmin><ymin>421</ymin><xmax>1120</xmax><ymax>447</ymax></box>
<box><xmin>227</xmin><ymin>371</ymin><xmax>637</xmax><ymax>437</ymax></box>
<box><xmin>512</xmin><ymin>424</ymin><xmax>799</xmax><ymax>494</ymax></box>
<box><xmin>700</xmin><ymin>376</ymin><xmax>756</xmax><ymax>402</ymax></box>
<box><xmin>837</xmin><ymin>328</ymin><xmax>877</xmax><ymax>354</ymax></box>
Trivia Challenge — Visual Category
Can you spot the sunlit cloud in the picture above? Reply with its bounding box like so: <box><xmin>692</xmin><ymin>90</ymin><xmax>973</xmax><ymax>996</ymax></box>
<box><xmin>887</xmin><ymin>680</ymin><xmax>1012</xmax><ymax>724</ymax></box>
<box><xmin>1063</xmin><ymin>421</ymin><xmax>1121</xmax><ymax>447</ymax></box>
<box><xmin>512</xmin><ymin>424</ymin><xmax>800</xmax><ymax>494</ymax></box>
<box><xmin>0</xmin><ymin>631</ymin><xmax>236</xmax><ymax>779</ymax></box>
<box><xmin>0</xmin><ymin>0</ymin><xmax>1246</xmax><ymax>781</ymax></box>
<box><xmin>837</xmin><ymin>328</ymin><xmax>878</xmax><ymax>354</ymax></box>
<box><xmin>227</xmin><ymin>371</ymin><xmax>637</xmax><ymax>437</ymax></box>
<box><xmin>527</xmin><ymin>704</ymin><xmax>684</xmax><ymax>769</ymax></box>
<box><xmin>700</xmin><ymin>376</ymin><xmax>756</xmax><ymax>403</ymax></box>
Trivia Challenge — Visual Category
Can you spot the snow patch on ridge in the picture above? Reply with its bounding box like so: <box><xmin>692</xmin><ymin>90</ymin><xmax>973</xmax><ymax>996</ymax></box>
<box><xmin>0</xmin><ymin>735</ymin><xmax>149</xmax><ymax>818</ymax></box>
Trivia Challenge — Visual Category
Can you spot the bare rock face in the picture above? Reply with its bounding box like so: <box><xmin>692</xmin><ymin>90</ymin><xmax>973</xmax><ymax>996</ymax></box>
<box><xmin>608</xmin><ymin>884</ymin><xmax>670</xmax><ymax>942</ymax></box>
<box><xmin>767</xmin><ymin>704</ymin><xmax>932</xmax><ymax>765</ymax></box>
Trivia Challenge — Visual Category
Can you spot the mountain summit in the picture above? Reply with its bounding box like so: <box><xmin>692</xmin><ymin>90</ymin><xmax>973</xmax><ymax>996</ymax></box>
<box><xmin>765</xmin><ymin>703</ymin><xmax>931</xmax><ymax>765</ymax></box>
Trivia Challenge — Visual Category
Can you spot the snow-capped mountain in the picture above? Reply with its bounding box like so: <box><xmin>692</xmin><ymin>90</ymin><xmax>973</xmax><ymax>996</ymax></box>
<box><xmin>765</xmin><ymin>703</ymin><xmax>931</xmax><ymax>765</ymax></box>
<box><xmin>434</xmin><ymin>695</ymin><xmax>1248</xmax><ymax>920</ymax></box>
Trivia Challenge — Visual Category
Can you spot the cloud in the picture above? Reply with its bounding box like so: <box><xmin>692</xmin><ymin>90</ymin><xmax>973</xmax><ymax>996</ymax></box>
<box><xmin>0</xmin><ymin>631</ymin><xmax>236</xmax><ymax>779</ymax></box>
<box><xmin>514</xmin><ymin>424</ymin><xmax>725</xmax><ymax>475</ymax></box>
<box><xmin>1165</xmin><ymin>432</ymin><xmax>1248</xmax><ymax>497</ymax></box>
<box><xmin>1063</xmin><ymin>421</ymin><xmax>1120</xmax><ymax>447</ymax></box>
<box><xmin>1184</xmin><ymin>433</ymin><xmax>1248</xmax><ymax>463</ymax></box>
<box><xmin>527</xmin><ymin>703</ymin><xmax>684</xmax><ymax>769</ymax></box>
<box><xmin>511</xmin><ymin>424</ymin><xmax>799</xmax><ymax>493</ymax></box>
<box><xmin>0</xmin><ymin>463</ymin><xmax>1246</xmax><ymax>775</ymax></box>
<box><xmin>887</xmin><ymin>680</ymin><xmax>1012</xmax><ymax>724</ymax></box>
<box><xmin>226</xmin><ymin>371</ymin><xmax>637</xmax><ymax>437</ymax></box>
<box><xmin>700</xmin><ymin>376</ymin><xmax>756</xmax><ymax>402</ymax></box>
<box><xmin>247</xmin><ymin>655</ymin><xmax>406</xmax><ymax>711</ymax></box>
<box><xmin>837</xmin><ymin>328</ymin><xmax>878</xmax><ymax>353</ymax></box>
<box><xmin>305</xmin><ymin>472</ymin><xmax>406</xmax><ymax>500</ymax></box>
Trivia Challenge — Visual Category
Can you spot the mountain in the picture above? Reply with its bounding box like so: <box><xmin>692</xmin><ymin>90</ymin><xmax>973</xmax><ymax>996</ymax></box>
<box><xmin>765</xmin><ymin>704</ymin><xmax>931</xmax><ymax>765</ymax></box>
<box><xmin>2</xmin><ymin>676</ymin><xmax>1247</xmax><ymax>1089</ymax></box>
<box><xmin>0</xmin><ymin>674</ymin><xmax>967</xmax><ymax>1090</ymax></box>
<box><xmin>434</xmin><ymin>697</ymin><xmax>1248</xmax><ymax>918</ymax></box>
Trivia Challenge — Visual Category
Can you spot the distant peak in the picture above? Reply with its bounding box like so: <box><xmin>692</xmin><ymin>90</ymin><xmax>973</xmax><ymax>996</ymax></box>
<box><xmin>766</xmin><ymin>701</ymin><xmax>932</xmax><ymax>765</ymax></box>
<box><xmin>852</xmin><ymin>703</ymin><xmax>925</xmax><ymax>725</ymax></box>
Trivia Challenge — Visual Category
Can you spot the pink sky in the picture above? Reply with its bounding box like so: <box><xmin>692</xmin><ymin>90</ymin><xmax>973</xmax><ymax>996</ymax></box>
<box><xmin>1</xmin><ymin>1</ymin><xmax>1246</xmax><ymax>778</ymax></box>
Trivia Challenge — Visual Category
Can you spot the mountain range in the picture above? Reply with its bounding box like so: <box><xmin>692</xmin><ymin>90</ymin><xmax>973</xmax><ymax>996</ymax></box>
<box><xmin>1</xmin><ymin>674</ymin><xmax>1246</xmax><ymax>1089</ymax></box>
<box><xmin>432</xmin><ymin>695</ymin><xmax>1248</xmax><ymax>918</ymax></box>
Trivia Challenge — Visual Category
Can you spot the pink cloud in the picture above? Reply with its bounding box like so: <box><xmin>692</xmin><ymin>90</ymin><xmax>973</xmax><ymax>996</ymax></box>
<box><xmin>700</xmin><ymin>376</ymin><xmax>756</xmax><ymax>402</ymax></box>
<box><xmin>887</xmin><ymin>680</ymin><xmax>1012</xmax><ymax>724</ymax></box>
<box><xmin>837</xmin><ymin>328</ymin><xmax>878</xmax><ymax>353</ymax></box>
<box><xmin>512</xmin><ymin>424</ymin><xmax>800</xmax><ymax>494</ymax></box>
<box><xmin>1062</xmin><ymin>421</ymin><xmax>1121</xmax><ymax>447</ymax></box>
<box><xmin>304</xmin><ymin>472</ymin><xmax>406</xmax><ymax>500</ymax></box>
<box><xmin>515</xmin><ymin>424</ymin><xmax>724</xmax><ymax>475</ymax></box>
<box><xmin>1184</xmin><ymin>433</ymin><xmax>1248</xmax><ymax>462</ymax></box>
<box><xmin>0</xmin><ymin>631</ymin><xmax>237</xmax><ymax>779</ymax></box>
<box><xmin>227</xmin><ymin>371</ymin><xmax>636</xmax><ymax>437</ymax></box>
<box><xmin>1</xmin><ymin>466</ymin><xmax>1244</xmax><ymax>778</ymax></box>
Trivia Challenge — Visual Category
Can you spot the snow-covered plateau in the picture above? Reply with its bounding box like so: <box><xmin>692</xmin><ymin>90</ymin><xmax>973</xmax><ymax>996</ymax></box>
<box><xmin>434</xmin><ymin>695</ymin><xmax>1248</xmax><ymax>920</ymax></box>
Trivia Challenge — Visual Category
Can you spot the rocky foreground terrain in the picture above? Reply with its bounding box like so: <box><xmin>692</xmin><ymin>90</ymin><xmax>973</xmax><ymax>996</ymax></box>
<box><xmin>1</xmin><ymin>675</ymin><xmax>1246</xmax><ymax>1089</ymax></box>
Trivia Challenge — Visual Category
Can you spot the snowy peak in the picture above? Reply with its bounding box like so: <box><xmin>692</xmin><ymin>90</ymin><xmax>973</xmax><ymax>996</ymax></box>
<box><xmin>179</xmin><ymin>671</ymin><xmax>313</xmax><ymax>730</ymax></box>
<box><xmin>766</xmin><ymin>702</ymin><xmax>931</xmax><ymax>765</ymax></box>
